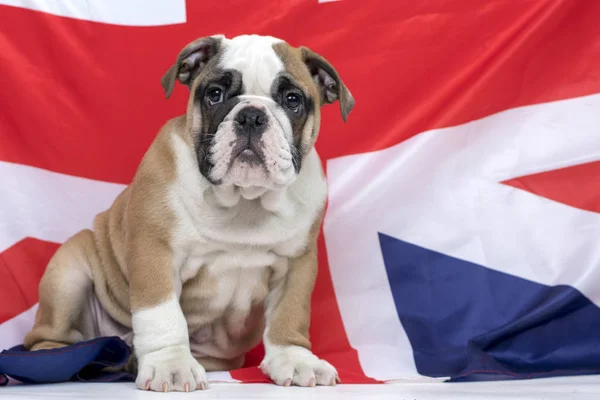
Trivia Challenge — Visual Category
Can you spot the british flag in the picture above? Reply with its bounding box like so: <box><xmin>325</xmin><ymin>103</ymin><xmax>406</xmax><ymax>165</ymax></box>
<box><xmin>1</xmin><ymin>0</ymin><xmax>600</xmax><ymax>385</ymax></box>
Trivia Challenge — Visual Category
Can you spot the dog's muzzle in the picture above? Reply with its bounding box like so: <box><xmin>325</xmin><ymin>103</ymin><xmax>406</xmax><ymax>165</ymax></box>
<box><xmin>207</xmin><ymin>97</ymin><xmax>295</xmax><ymax>188</ymax></box>
<box><xmin>233</xmin><ymin>106</ymin><xmax>268</xmax><ymax>164</ymax></box>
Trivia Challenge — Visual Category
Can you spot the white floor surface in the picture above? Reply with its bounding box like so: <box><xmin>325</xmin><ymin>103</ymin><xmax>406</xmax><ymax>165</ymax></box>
<box><xmin>2</xmin><ymin>375</ymin><xmax>600</xmax><ymax>400</ymax></box>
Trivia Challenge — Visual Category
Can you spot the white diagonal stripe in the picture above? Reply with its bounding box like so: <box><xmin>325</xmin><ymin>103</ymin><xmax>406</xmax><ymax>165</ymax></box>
<box><xmin>0</xmin><ymin>162</ymin><xmax>125</xmax><ymax>253</ymax></box>
<box><xmin>324</xmin><ymin>93</ymin><xmax>600</xmax><ymax>381</ymax></box>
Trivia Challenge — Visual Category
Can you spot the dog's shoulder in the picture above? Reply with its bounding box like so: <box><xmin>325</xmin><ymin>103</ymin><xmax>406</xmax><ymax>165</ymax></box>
<box><xmin>96</xmin><ymin>115</ymin><xmax>187</xmax><ymax>248</ymax></box>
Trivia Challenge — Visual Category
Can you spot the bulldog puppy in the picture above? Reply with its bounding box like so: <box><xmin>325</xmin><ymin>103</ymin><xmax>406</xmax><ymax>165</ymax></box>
<box><xmin>23</xmin><ymin>34</ymin><xmax>354</xmax><ymax>392</ymax></box>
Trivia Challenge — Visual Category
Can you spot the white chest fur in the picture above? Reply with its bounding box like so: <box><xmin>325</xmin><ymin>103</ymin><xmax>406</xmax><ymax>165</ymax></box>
<box><xmin>167</xmin><ymin>132</ymin><xmax>326</xmax><ymax>306</ymax></box>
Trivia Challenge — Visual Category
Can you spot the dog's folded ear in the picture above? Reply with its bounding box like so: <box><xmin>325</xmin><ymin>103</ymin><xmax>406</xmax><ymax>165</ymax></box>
<box><xmin>299</xmin><ymin>46</ymin><xmax>355</xmax><ymax>122</ymax></box>
<box><xmin>161</xmin><ymin>35</ymin><xmax>224</xmax><ymax>99</ymax></box>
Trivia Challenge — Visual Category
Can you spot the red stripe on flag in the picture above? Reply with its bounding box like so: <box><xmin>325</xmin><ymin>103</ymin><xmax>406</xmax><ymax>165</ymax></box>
<box><xmin>289</xmin><ymin>0</ymin><xmax>600</xmax><ymax>161</ymax></box>
<box><xmin>0</xmin><ymin>239</ymin><xmax>58</xmax><ymax>324</ymax></box>
<box><xmin>230</xmin><ymin>366</ymin><xmax>269</xmax><ymax>383</ymax></box>
<box><xmin>502</xmin><ymin>161</ymin><xmax>600</xmax><ymax>214</ymax></box>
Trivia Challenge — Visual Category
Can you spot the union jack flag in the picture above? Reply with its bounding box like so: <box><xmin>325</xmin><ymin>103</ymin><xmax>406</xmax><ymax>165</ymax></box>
<box><xmin>1</xmin><ymin>0</ymin><xmax>600</xmax><ymax>385</ymax></box>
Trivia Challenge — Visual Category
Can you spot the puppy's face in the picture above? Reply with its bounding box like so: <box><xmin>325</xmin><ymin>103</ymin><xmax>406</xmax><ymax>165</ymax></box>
<box><xmin>162</xmin><ymin>35</ymin><xmax>354</xmax><ymax>189</ymax></box>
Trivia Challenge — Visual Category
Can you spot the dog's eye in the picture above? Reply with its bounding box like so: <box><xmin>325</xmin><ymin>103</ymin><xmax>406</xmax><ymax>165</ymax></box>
<box><xmin>207</xmin><ymin>88</ymin><xmax>224</xmax><ymax>105</ymax></box>
<box><xmin>284</xmin><ymin>93</ymin><xmax>302</xmax><ymax>111</ymax></box>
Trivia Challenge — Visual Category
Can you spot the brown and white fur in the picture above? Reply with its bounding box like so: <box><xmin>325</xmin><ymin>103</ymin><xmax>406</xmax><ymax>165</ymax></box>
<box><xmin>23</xmin><ymin>34</ymin><xmax>354</xmax><ymax>393</ymax></box>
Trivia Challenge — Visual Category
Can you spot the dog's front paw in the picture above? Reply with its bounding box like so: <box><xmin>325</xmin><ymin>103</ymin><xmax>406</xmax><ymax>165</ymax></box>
<box><xmin>260</xmin><ymin>346</ymin><xmax>339</xmax><ymax>387</ymax></box>
<box><xmin>135</xmin><ymin>345</ymin><xmax>207</xmax><ymax>392</ymax></box>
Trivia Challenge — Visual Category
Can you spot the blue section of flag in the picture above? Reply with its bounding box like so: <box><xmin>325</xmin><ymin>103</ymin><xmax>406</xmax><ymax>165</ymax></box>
<box><xmin>378</xmin><ymin>233</ymin><xmax>600</xmax><ymax>381</ymax></box>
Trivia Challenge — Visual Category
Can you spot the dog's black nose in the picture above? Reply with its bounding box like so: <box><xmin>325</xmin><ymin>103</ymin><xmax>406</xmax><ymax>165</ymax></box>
<box><xmin>235</xmin><ymin>107</ymin><xmax>267</xmax><ymax>136</ymax></box>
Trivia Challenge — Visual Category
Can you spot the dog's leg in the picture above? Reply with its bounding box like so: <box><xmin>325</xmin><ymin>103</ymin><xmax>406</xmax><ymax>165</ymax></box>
<box><xmin>128</xmin><ymin>240</ymin><xmax>207</xmax><ymax>392</ymax></box>
<box><xmin>24</xmin><ymin>230</ymin><xmax>97</xmax><ymax>351</ymax></box>
<box><xmin>259</xmin><ymin>217</ymin><xmax>339</xmax><ymax>387</ymax></box>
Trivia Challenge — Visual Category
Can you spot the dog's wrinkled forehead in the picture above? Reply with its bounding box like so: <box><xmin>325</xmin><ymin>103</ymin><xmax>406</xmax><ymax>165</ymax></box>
<box><xmin>219</xmin><ymin>35</ymin><xmax>285</xmax><ymax>97</ymax></box>
<box><xmin>161</xmin><ymin>33</ymin><xmax>355</xmax><ymax>122</ymax></box>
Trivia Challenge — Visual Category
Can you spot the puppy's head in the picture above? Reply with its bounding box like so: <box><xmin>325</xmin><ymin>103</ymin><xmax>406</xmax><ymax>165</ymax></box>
<box><xmin>162</xmin><ymin>34</ymin><xmax>354</xmax><ymax>189</ymax></box>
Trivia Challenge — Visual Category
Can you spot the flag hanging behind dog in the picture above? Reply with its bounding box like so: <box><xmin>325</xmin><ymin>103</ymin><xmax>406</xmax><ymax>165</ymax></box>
<box><xmin>1</xmin><ymin>0</ymin><xmax>600</xmax><ymax>385</ymax></box>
